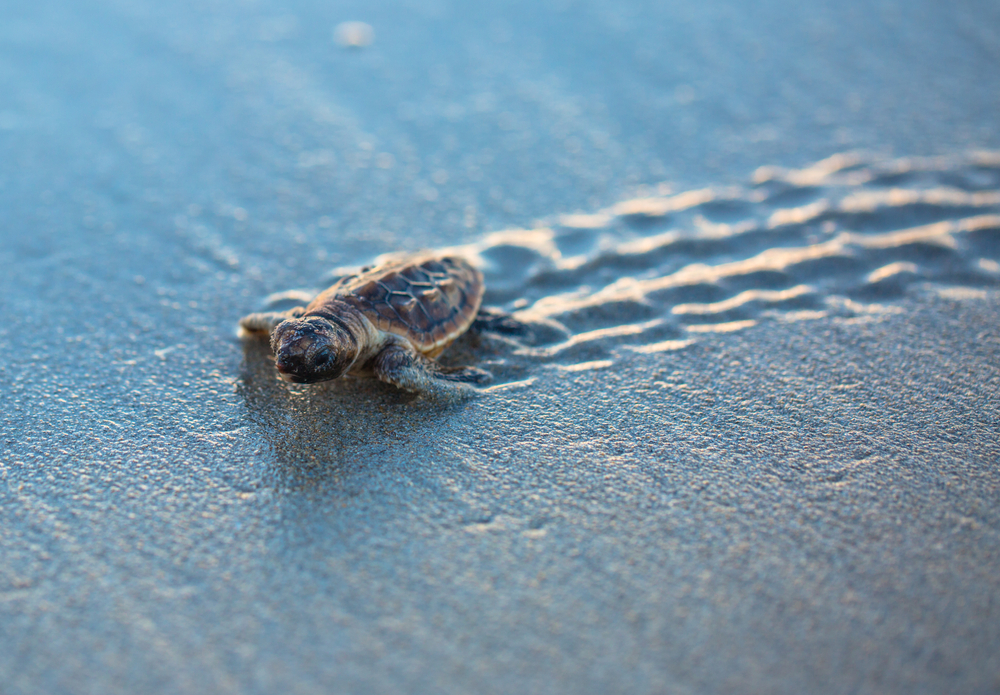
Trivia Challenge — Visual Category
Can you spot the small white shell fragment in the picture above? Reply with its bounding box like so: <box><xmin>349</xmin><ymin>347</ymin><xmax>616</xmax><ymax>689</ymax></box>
<box><xmin>333</xmin><ymin>21</ymin><xmax>374</xmax><ymax>48</ymax></box>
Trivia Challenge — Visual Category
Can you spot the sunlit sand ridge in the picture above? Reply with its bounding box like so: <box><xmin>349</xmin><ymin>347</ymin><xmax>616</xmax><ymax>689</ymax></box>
<box><xmin>266</xmin><ymin>152</ymin><xmax>1000</xmax><ymax>381</ymax></box>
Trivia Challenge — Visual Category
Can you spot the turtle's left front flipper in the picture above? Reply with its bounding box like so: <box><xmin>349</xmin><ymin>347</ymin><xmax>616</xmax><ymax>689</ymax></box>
<box><xmin>372</xmin><ymin>344</ymin><xmax>489</xmax><ymax>399</ymax></box>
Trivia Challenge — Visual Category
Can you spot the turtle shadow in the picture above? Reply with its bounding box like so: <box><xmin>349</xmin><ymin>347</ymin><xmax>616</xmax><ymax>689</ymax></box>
<box><xmin>237</xmin><ymin>337</ymin><xmax>471</xmax><ymax>489</ymax></box>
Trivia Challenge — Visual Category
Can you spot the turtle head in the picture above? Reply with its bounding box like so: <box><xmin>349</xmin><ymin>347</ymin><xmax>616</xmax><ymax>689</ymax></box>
<box><xmin>270</xmin><ymin>316</ymin><xmax>358</xmax><ymax>384</ymax></box>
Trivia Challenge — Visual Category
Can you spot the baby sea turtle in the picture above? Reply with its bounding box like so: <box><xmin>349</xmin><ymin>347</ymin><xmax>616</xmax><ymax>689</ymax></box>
<box><xmin>240</xmin><ymin>254</ymin><xmax>491</xmax><ymax>397</ymax></box>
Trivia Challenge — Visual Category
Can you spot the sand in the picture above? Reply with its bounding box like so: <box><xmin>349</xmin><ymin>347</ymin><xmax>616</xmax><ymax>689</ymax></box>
<box><xmin>2</xmin><ymin>0</ymin><xmax>999</xmax><ymax>693</ymax></box>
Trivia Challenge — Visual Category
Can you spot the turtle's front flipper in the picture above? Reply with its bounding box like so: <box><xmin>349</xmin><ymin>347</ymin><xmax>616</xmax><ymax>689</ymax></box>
<box><xmin>373</xmin><ymin>344</ymin><xmax>488</xmax><ymax>399</ymax></box>
<box><xmin>238</xmin><ymin>307</ymin><xmax>306</xmax><ymax>336</ymax></box>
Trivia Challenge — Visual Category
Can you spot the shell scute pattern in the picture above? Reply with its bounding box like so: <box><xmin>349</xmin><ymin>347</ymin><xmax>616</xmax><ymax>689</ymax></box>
<box><xmin>400</xmin><ymin>266</ymin><xmax>432</xmax><ymax>284</ymax></box>
<box><xmin>388</xmin><ymin>291</ymin><xmax>415</xmax><ymax>309</ymax></box>
<box><xmin>310</xmin><ymin>255</ymin><xmax>484</xmax><ymax>352</ymax></box>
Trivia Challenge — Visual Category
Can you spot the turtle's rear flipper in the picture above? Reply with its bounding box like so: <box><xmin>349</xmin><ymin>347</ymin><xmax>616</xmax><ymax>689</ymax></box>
<box><xmin>373</xmin><ymin>345</ymin><xmax>483</xmax><ymax>399</ymax></box>
<box><xmin>438</xmin><ymin>365</ymin><xmax>492</xmax><ymax>384</ymax></box>
<box><xmin>471</xmin><ymin>307</ymin><xmax>532</xmax><ymax>338</ymax></box>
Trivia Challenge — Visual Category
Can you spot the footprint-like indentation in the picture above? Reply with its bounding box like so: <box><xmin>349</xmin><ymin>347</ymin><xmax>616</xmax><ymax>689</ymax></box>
<box><xmin>720</xmin><ymin>269</ymin><xmax>795</xmax><ymax>292</ymax></box>
<box><xmin>852</xmin><ymin>262</ymin><xmax>920</xmax><ymax>299</ymax></box>
<box><xmin>698</xmin><ymin>199</ymin><xmax>756</xmax><ymax>222</ymax></box>
<box><xmin>644</xmin><ymin>280</ymin><xmax>729</xmax><ymax>306</ymax></box>
<box><xmin>480</xmin><ymin>243</ymin><xmax>548</xmax><ymax>280</ymax></box>
<box><xmin>785</xmin><ymin>252</ymin><xmax>865</xmax><ymax>283</ymax></box>
<box><xmin>539</xmin><ymin>297</ymin><xmax>661</xmax><ymax>333</ymax></box>
<box><xmin>965</xmin><ymin>216</ymin><xmax>1000</xmax><ymax>257</ymax></box>
<box><xmin>868</xmin><ymin>171</ymin><xmax>921</xmax><ymax>188</ymax></box>
<box><xmin>761</xmin><ymin>184</ymin><xmax>825</xmax><ymax>207</ymax></box>
<box><xmin>552</xmin><ymin>227</ymin><xmax>600</xmax><ymax>258</ymax></box>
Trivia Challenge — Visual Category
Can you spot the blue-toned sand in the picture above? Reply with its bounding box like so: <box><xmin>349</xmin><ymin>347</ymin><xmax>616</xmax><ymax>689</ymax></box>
<box><xmin>2</xmin><ymin>0</ymin><xmax>999</xmax><ymax>693</ymax></box>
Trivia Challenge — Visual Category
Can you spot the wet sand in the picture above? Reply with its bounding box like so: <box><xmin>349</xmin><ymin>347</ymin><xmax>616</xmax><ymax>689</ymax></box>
<box><xmin>2</xmin><ymin>0</ymin><xmax>1000</xmax><ymax>693</ymax></box>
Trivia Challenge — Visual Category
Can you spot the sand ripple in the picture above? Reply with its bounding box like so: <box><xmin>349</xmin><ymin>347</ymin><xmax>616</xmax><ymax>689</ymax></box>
<box><xmin>429</xmin><ymin>152</ymin><xmax>1000</xmax><ymax>375</ymax></box>
<box><xmin>274</xmin><ymin>152</ymin><xmax>999</xmax><ymax>379</ymax></box>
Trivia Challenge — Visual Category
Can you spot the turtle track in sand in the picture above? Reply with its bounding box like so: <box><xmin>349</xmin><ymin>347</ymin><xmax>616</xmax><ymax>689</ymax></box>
<box><xmin>437</xmin><ymin>151</ymin><xmax>1000</xmax><ymax>382</ymax></box>
<box><xmin>266</xmin><ymin>152</ymin><xmax>1000</xmax><ymax>385</ymax></box>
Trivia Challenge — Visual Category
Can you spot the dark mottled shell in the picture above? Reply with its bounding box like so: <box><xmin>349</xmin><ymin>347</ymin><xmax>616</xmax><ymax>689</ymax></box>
<box><xmin>305</xmin><ymin>255</ymin><xmax>484</xmax><ymax>356</ymax></box>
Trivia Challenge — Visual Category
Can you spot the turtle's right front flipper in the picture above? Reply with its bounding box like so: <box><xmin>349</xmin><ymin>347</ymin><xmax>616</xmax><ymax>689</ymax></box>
<box><xmin>238</xmin><ymin>307</ymin><xmax>306</xmax><ymax>336</ymax></box>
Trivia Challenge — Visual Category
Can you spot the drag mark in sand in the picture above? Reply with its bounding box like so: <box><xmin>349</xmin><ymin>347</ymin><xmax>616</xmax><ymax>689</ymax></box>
<box><xmin>440</xmin><ymin>152</ymin><xmax>1000</xmax><ymax>377</ymax></box>
<box><xmin>266</xmin><ymin>152</ymin><xmax>1000</xmax><ymax>382</ymax></box>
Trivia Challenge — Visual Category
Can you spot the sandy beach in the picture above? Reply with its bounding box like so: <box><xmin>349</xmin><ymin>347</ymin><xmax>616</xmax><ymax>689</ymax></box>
<box><xmin>2</xmin><ymin>0</ymin><xmax>999</xmax><ymax>693</ymax></box>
